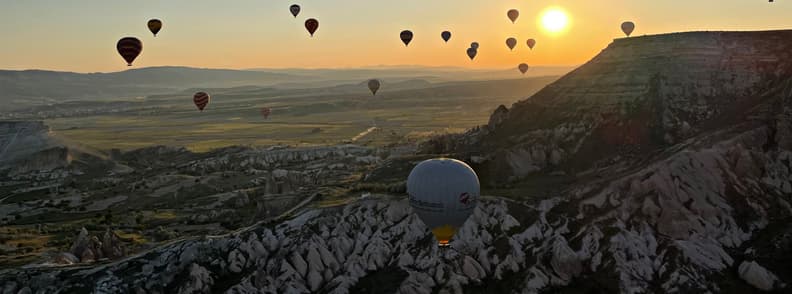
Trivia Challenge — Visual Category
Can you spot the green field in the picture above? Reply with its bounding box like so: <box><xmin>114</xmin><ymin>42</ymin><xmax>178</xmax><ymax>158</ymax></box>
<box><xmin>45</xmin><ymin>77</ymin><xmax>558</xmax><ymax>151</ymax></box>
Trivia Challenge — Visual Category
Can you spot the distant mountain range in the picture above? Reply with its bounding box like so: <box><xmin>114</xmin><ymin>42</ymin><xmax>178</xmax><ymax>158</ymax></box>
<box><xmin>0</xmin><ymin>65</ymin><xmax>574</xmax><ymax>110</ymax></box>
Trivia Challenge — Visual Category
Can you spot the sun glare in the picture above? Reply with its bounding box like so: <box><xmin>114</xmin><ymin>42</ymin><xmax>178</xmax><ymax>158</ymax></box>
<box><xmin>540</xmin><ymin>8</ymin><xmax>570</xmax><ymax>35</ymax></box>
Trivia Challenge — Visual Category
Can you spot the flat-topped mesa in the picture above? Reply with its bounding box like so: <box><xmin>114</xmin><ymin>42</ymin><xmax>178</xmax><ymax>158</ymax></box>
<box><xmin>518</xmin><ymin>30</ymin><xmax>791</xmax><ymax>116</ymax></box>
<box><xmin>471</xmin><ymin>30</ymin><xmax>792</xmax><ymax>183</ymax></box>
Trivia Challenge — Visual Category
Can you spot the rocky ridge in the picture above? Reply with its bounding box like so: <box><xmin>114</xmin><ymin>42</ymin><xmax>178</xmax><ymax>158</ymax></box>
<box><xmin>428</xmin><ymin>30</ymin><xmax>792</xmax><ymax>186</ymax></box>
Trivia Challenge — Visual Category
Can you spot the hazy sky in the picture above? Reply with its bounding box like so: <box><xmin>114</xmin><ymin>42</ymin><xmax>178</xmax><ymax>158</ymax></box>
<box><xmin>0</xmin><ymin>0</ymin><xmax>788</xmax><ymax>72</ymax></box>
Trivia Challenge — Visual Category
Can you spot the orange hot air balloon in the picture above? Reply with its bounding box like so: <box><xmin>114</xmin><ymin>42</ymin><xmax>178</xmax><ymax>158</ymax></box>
<box><xmin>507</xmin><ymin>9</ymin><xmax>519</xmax><ymax>23</ymax></box>
<box><xmin>193</xmin><ymin>92</ymin><xmax>210</xmax><ymax>111</ymax></box>
<box><xmin>526</xmin><ymin>39</ymin><xmax>536</xmax><ymax>50</ymax></box>
<box><xmin>147</xmin><ymin>19</ymin><xmax>162</xmax><ymax>37</ymax></box>
<box><xmin>116</xmin><ymin>37</ymin><xmax>142</xmax><ymax>66</ymax></box>
<box><xmin>400</xmin><ymin>30</ymin><xmax>413</xmax><ymax>46</ymax></box>
<box><xmin>518</xmin><ymin>63</ymin><xmax>529</xmax><ymax>74</ymax></box>
<box><xmin>621</xmin><ymin>21</ymin><xmax>635</xmax><ymax>37</ymax></box>
<box><xmin>305</xmin><ymin>18</ymin><xmax>319</xmax><ymax>37</ymax></box>
<box><xmin>506</xmin><ymin>38</ymin><xmax>517</xmax><ymax>51</ymax></box>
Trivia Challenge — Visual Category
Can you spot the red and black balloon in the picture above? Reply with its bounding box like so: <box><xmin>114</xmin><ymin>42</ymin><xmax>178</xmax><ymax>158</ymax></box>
<box><xmin>193</xmin><ymin>92</ymin><xmax>210</xmax><ymax>111</ymax></box>
<box><xmin>305</xmin><ymin>18</ymin><xmax>319</xmax><ymax>37</ymax></box>
<box><xmin>116</xmin><ymin>37</ymin><xmax>142</xmax><ymax>66</ymax></box>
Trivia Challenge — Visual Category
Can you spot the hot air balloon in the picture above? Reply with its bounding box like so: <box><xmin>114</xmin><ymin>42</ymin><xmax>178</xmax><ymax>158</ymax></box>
<box><xmin>470</xmin><ymin>42</ymin><xmax>479</xmax><ymax>50</ymax></box>
<box><xmin>518</xmin><ymin>63</ymin><xmax>529</xmax><ymax>74</ymax></box>
<box><xmin>147</xmin><ymin>19</ymin><xmax>162</xmax><ymax>37</ymax></box>
<box><xmin>526</xmin><ymin>39</ymin><xmax>536</xmax><ymax>50</ymax></box>
<box><xmin>507</xmin><ymin>9</ymin><xmax>519</xmax><ymax>23</ymax></box>
<box><xmin>506</xmin><ymin>38</ymin><xmax>517</xmax><ymax>51</ymax></box>
<box><xmin>400</xmin><ymin>30</ymin><xmax>414</xmax><ymax>46</ymax></box>
<box><xmin>116</xmin><ymin>37</ymin><xmax>142</xmax><ymax>66</ymax></box>
<box><xmin>193</xmin><ymin>92</ymin><xmax>210</xmax><ymax>111</ymax></box>
<box><xmin>441</xmin><ymin>31</ymin><xmax>452</xmax><ymax>43</ymax></box>
<box><xmin>261</xmin><ymin>107</ymin><xmax>272</xmax><ymax>119</ymax></box>
<box><xmin>407</xmin><ymin>158</ymin><xmax>480</xmax><ymax>247</ymax></box>
<box><xmin>305</xmin><ymin>18</ymin><xmax>319</xmax><ymax>37</ymax></box>
<box><xmin>368</xmin><ymin>79</ymin><xmax>381</xmax><ymax>95</ymax></box>
<box><xmin>466</xmin><ymin>48</ymin><xmax>477</xmax><ymax>60</ymax></box>
<box><xmin>290</xmin><ymin>4</ymin><xmax>301</xmax><ymax>17</ymax></box>
<box><xmin>621</xmin><ymin>21</ymin><xmax>635</xmax><ymax>37</ymax></box>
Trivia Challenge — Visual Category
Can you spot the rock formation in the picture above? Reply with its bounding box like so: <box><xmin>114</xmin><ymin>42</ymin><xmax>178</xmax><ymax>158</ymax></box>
<box><xmin>53</xmin><ymin>228</ymin><xmax>126</xmax><ymax>265</ymax></box>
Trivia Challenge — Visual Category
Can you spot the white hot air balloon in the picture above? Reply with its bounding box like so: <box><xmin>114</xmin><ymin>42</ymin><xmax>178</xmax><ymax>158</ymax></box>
<box><xmin>407</xmin><ymin>158</ymin><xmax>480</xmax><ymax>247</ymax></box>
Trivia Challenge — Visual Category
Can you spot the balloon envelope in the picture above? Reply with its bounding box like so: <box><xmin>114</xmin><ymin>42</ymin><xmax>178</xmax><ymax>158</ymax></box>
<box><xmin>470</xmin><ymin>42</ymin><xmax>479</xmax><ymax>50</ymax></box>
<box><xmin>621</xmin><ymin>21</ymin><xmax>635</xmax><ymax>37</ymax></box>
<box><xmin>506</xmin><ymin>38</ymin><xmax>517</xmax><ymax>50</ymax></box>
<box><xmin>507</xmin><ymin>9</ymin><xmax>519</xmax><ymax>23</ymax></box>
<box><xmin>441</xmin><ymin>31</ymin><xmax>452</xmax><ymax>42</ymax></box>
<box><xmin>147</xmin><ymin>19</ymin><xmax>162</xmax><ymax>37</ymax></box>
<box><xmin>466</xmin><ymin>48</ymin><xmax>477</xmax><ymax>60</ymax></box>
<box><xmin>116</xmin><ymin>37</ymin><xmax>142</xmax><ymax>66</ymax></box>
<box><xmin>305</xmin><ymin>18</ymin><xmax>319</xmax><ymax>37</ymax></box>
<box><xmin>368</xmin><ymin>79</ymin><xmax>381</xmax><ymax>95</ymax></box>
<box><xmin>193</xmin><ymin>92</ymin><xmax>210</xmax><ymax>111</ymax></box>
<box><xmin>400</xmin><ymin>30</ymin><xmax>413</xmax><ymax>46</ymax></box>
<box><xmin>526</xmin><ymin>39</ymin><xmax>536</xmax><ymax>49</ymax></box>
<box><xmin>290</xmin><ymin>4</ymin><xmax>301</xmax><ymax>17</ymax></box>
<box><xmin>518</xmin><ymin>63</ymin><xmax>529</xmax><ymax>74</ymax></box>
<box><xmin>408</xmin><ymin>158</ymin><xmax>480</xmax><ymax>247</ymax></box>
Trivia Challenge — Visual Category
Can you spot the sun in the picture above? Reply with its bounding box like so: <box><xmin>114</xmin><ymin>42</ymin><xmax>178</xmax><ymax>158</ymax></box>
<box><xmin>540</xmin><ymin>8</ymin><xmax>570</xmax><ymax>35</ymax></box>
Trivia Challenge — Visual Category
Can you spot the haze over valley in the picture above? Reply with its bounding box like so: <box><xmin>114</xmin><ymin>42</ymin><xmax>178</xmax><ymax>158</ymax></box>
<box><xmin>1</xmin><ymin>1</ymin><xmax>790</xmax><ymax>293</ymax></box>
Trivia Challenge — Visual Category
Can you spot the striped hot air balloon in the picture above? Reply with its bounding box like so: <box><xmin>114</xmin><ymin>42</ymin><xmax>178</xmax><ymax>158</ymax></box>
<box><xmin>193</xmin><ymin>92</ymin><xmax>210</xmax><ymax>111</ymax></box>
<box><xmin>116</xmin><ymin>37</ymin><xmax>142</xmax><ymax>66</ymax></box>
<box><xmin>261</xmin><ymin>107</ymin><xmax>272</xmax><ymax>119</ymax></box>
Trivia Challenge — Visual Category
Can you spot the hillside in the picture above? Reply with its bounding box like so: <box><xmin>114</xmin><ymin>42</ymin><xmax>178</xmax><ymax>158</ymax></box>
<box><xmin>439</xmin><ymin>30</ymin><xmax>792</xmax><ymax>185</ymax></box>
<box><xmin>0</xmin><ymin>67</ymin><xmax>307</xmax><ymax>109</ymax></box>
<box><xmin>0</xmin><ymin>66</ymin><xmax>575</xmax><ymax>111</ymax></box>
<box><xmin>0</xmin><ymin>76</ymin><xmax>558</xmax><ymax>152</ymax></box>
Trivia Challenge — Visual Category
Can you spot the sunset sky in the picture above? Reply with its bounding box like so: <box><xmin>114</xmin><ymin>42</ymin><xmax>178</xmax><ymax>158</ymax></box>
<box><xmin>0</xmin><ymin>0</ymin><xmax>788</xmax><ymax>72</ymax></box>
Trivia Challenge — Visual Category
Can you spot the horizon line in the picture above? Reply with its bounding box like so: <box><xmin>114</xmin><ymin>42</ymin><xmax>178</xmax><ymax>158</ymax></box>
<box><xmin>0</xmin><ymin>64</ymin><xmax>581</xmax><ymax>75</ymax></box>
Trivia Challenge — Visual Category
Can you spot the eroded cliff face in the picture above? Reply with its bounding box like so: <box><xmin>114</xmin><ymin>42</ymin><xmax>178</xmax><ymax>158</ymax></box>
<box><xmin>446</xmin><ymin>30</ymin><xmax>792</xmax><ymax>184</ymax></box>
